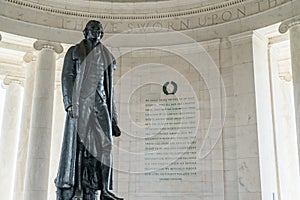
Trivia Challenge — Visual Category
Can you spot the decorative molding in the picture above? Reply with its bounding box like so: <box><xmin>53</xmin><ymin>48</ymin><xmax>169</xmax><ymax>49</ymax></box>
<box><xmin>5</xmin><ymin>0</ymin><xmax>248</xmax><ymax>20</ymax></box>
<box><xmin>279</xmin><ymin>15</ymin><xmax>300</xmax><ymax>34</ymax></box>
<box><xmin>33</xmin><ymin>40</ymin><xmax>63</xmax><ymax>54</ymax></box>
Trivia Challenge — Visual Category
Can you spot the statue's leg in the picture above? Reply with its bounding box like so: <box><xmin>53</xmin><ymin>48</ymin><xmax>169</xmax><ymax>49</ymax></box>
<box><xmin>96</xmin><ymin>104</ymin><xmax>124</xmax><ymax>200</ymax></box>
<box><xmin>100</xmin><ymin>163</ymin><xmax>124</xmax><ymax>200</ymax></box>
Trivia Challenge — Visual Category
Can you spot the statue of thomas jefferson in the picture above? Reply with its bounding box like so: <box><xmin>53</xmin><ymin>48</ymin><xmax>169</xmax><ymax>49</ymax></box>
<box><xmin>55</xmin><ymin>20</ymin><xmax>123</xmax><ymax>200</ymax></box>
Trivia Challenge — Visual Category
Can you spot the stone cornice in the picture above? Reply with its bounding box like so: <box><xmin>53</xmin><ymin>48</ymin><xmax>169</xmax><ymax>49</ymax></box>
<box><xmin>3</xmin><ymin>0</ymin><xmax>292</xmax><ymax>33</ymax></box>
<box><xmin>33</xmin><ymin>40</ymin><xmax>63</xmax><ymax>54</ymax></box>
<box><xmin>0</xmin><ymin>0</ymin><xmax>296</xmax><ymax>44</ymax></box>
<box><xmin>279</xmin><ymin>15</ymin><xmax>300</xmax><ymax>33</ymax></box>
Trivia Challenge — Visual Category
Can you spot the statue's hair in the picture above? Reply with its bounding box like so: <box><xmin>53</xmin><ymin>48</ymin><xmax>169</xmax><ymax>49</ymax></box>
<box><xmin>83</xmin><ymin>20</ymin><xmax>104</xmax><ymax>39</ymax></box>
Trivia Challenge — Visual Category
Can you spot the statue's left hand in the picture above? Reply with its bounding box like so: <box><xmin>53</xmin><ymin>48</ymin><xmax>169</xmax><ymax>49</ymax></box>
<box><xmin>112</xmin><ymin>124</ymin><xmax>121</xmax><ymax>137</ymax></box>
<box><xmin>66</xmin><ymin>106</ymin><xmax>74</xmax><ymax>118</ymax></box>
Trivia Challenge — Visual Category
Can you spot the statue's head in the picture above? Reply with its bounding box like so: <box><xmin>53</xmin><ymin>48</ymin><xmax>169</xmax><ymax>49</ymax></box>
<box><xmin>83</xmin><ymin>20</ymin><xmax>104</xmax><ymax>40</ymax></box>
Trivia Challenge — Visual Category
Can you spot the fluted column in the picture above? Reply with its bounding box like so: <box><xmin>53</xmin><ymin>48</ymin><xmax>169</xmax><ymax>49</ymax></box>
<box><xmin>24</xmin><ymin>40</ymin><xmax>63</xmax><ymax>200</ymax></box>
<box><xmin>12</xmin><ymin>52</ymin><xmax>36</xmax><ymax>200</ymax></box>
<box><xmin>0</xmin><ymin>76</ymin><xmax>23</xmax><ymax>200</ymax></box>
<box><xmin>279</xmin><ymin>16</ymin><xmax>300</xmax><ymax>170</ymax></box>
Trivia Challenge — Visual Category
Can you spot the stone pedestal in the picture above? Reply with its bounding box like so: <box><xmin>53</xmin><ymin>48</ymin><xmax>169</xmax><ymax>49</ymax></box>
<box><xmin>279</xmin><ymin>16</ymin><xmax>300</xmax><ymax>172</ymax></box>
<box><xmin>0</xmin><ymin>77</ymin><xmax>23</xmax><ymax>200</ymax></box>
<box><xmin>23</xmin><ymin>40</ymin><xmax>63</xmax><ymax>200</ymax></box>
<box><xmin>13</xmin><ymin>53</ymin><xmax>36</xmax><ymax>200</ymax></box>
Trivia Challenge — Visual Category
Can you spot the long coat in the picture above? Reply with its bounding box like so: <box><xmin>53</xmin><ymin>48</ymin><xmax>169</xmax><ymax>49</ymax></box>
<box><xmin>55</xmin><ymin>39</ymin><xmax>117</xmax><ymax>190</ymax></box>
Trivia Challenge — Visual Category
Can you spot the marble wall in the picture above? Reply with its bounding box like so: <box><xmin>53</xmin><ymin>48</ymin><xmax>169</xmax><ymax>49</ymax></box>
<box><xmin>102</xmin><ymin>29</ymin><xmax>298</xmax><ymax>200</ymax></box>
<box><xmin>112</xmin><ymin>41</ymin><xmax>224</xmax><ymax>200</ymax></box>
<box><xmin>97</xmin><ymin>31</ymin><xmax>266</xmax><ymax>200</ymax></box>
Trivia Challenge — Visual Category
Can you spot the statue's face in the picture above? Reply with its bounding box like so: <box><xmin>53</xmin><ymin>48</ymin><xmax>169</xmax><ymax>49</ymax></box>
<box><xmin>85</xmin><ymin>22</ymin><xmax>103</xmax><ymax>40</ymax></box>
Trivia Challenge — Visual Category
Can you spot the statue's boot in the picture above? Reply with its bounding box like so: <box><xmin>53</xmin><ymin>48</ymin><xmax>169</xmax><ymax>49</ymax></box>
<box><xmin>107</xmin><ymin>191</ymin><xmax>124</xmax><ymax>200</ymax></box>
<box><xmin>56</xmin><ymin>187</ymin><xmax>74</xmax><ymax>200</ymax></box>
<box><xmin>56</xmin><ymin>189</ymin><xmax>63</xmax><ymax>200</ymax></box>
<box><xmin>100</xmin><ymin>164</ymin><xmax>123</xmax><ymax>200</ymax></box>
<box><xmin>83</xmin><ymin>188</ymin><xmax>98</xmax><ymax>200</ymax></box>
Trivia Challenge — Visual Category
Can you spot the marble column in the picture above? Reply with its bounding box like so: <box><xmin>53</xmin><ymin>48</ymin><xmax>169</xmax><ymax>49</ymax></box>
<box><xmin>0</xmin><ymin>76</ymin><xmax>23</xmax><ymax>200</ymax></box>
<box><xmin>24</xmin><ymin>40</ymin><xmax>63</xmax><ymax>200</ymax></box>
<box><xmin>279</xmin><ymin>16</ymin><xmax>300</xmax><ymax>171</ymax></box>
<box><xmin>47</xmin><ymin>82</ymin><xmax>65</xmax><ymax>200</ymax></box>
<box><xmin>12</xmin><ymin>52</ymin><xmax>36</xmax><ymax>200</ymax></box>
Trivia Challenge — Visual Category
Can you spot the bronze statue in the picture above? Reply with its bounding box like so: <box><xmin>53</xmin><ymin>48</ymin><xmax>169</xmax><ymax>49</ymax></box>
<box><xmin>55</xmin><ymin>20</ymin><xmax>123</xmax><ymax>200</ymax></box>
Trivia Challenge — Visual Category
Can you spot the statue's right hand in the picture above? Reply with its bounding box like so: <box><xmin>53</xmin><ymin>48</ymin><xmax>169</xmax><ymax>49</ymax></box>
<box><xmin>67</xmin><ymin>106</ymin><xmax>74</xmax><ymax>118</ymax></box>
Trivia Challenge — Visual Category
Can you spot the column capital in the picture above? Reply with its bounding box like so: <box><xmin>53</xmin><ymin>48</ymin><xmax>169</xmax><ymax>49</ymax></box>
<box><xmin>33</xmin><ymin>40</ymin><xmax>63</xmax><ymax>54</ymax></box>
<box><xmin>2</xmin><ymin>75</ymin><xmax>24</xmax><ymax>87</ymax></box>
<box><xmin>23</xmin><ymin>52</ymin><xmax>36</xmax><ymax>63</ymax></box>
<box><xmin>279</xmin><ymin>15</ymin><xmax>300</xmax><ymax>34</ymax></box>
